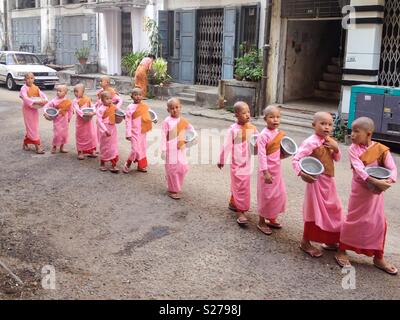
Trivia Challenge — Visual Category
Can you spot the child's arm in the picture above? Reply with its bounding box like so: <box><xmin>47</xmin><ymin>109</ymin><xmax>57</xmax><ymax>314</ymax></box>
<box><xmin>160</xmin><ymin>120</ymin><xmax>168</xmax><ymax>160</ymax></box>
<box><xmin>384</xmin><ymin>151</ymin><xmax>397</xmax><ymax>183</ymax></box>
<box><xmin>96</xmin><ymin>107</ymin><xmax>109</xmax><ymax>135</ymax></box>
<box><xmin>73</xmin><ymin>100</ymin><xmax>84</xmax><ymax>118</ymax></box>
<box><xmin>324</xmin><ymin>136</ymin><xmax>341</xmax><ymax>161</ymax></box>
<box><xmin>218</xmin><ymin>127</ymin><xmax>233</xmax><ymax>169</ymax></box>
<box><xmin>39</xmin><ymin>90</ymin><xmax>48</xmax><ymax>103</ymax></box>
<box><xmin>125</xmin><ymin>106</ymin><xmax>133</xmax><ymax>140</ymax></box>
<box><xmin>257</xmin><ymin>133</ymin><xmax>273</xmax><ymax>184</ymax></box>
<box><xmin>19</xmin><ymin>86</ymin><xmax>37</xmax><ymax>108</ymax></box>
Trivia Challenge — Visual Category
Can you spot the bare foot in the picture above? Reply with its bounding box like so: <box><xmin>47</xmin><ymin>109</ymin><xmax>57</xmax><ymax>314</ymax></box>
<box><xmin>168</xmin><ymin>192</ymin><xmax>181</xmax><ymax>200</ymax></box>
<box><xmin>123</xmin><ymin>162</ymin><xmax>131</xmax><ymax>174</ymax></box>
<box><xmin>300</xmin><ymin>240</ymin><xmax>323</xmax><ymax>258</ymax></box>
<box><xmin>23</xmin><ymin>144</ymin><xmax>29</xmax><ymax>151</ymax></box>
<box><xmin>99</xmin><ymin>166</ymin><xmax>108</xmax><ymax>172</ymax></box>
<box><xmin>77</xmin><ymin>153</ymin><xmax>85</xmax><ymax>160</ymax></box>
<box><xmin>236</xmin><ymin>212</ymin><xmax>249</xmax><ymax>225</ymax></box>
<box><xmin>87</xmin><ymin>152</ymin><xmax>97</xmax><ymax>158</ymax></box>
<box><xmin>373</xmin><ymin>257</ymin><xmax>398</xmax><ymax>275</ymax></box>
<box><xmin>60</xmin><ymin>148</ymin><xmax>68</xmax><ymax>153</ymax></box>
<box><xmin>51</xmin><ymin>146</ymin><xmax>57</xmax><ymax>154</ymax></box>
<box><xmin>35</xmin><ymin>145</ymin><xmax>45</xmax><ymax>154</ymax></box>
<box><xmin>109</xmin><ymin>167</ymin><xmax>119</xmax><ymax>174</ymax></box>
<box><xmin>266</xmin><ymin>219</ymin><xmax>282</xmax><ymax>229</ymax></box>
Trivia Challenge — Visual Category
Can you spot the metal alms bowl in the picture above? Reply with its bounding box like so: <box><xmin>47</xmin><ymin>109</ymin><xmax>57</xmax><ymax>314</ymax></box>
<box><xmin>44</xmin><ymin>107</ymin><xmax>59</xmax><ymax>120</ymax></box>
<box><xmin>365</xmin><ymin>166</ymin><xmax>392</xmax><ymax>180</ymax></box>
<box><xmin>32</xmin><ymin>97</ymin><xmax>44</xmax><ymax>109</ymax></box>
<box><xmin>281</xmin><ymin>136</ymin><xmax>298</xmax><ymax>157</ymax></box>
<box><xmin>184</xmin><ymin>129</ymin><xmax>198</xmax><ymax>148</ymax></box>
<box><xmin>149</xmin><ymin>109</ymin><xmax>158</xmax><ymax>123</ymax></box>
<box><xmin>115</xmin><ymin>109</ymin><xmax>126</xmax><ymax>124</ymax></box>
<box><xmin>82</xmin><ymin>108</ymin><xmax>95</xmax><ymax>121</ymax></box>
<box><xmin>299</xmin><ymin>156</ymin><xmax>325</xmax><ymax>176</ymax></box>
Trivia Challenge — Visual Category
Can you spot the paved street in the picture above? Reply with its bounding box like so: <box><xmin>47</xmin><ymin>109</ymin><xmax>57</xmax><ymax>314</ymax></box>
<box><xmin>0</xmin><ymin>85</ymin><xmax>399</xmax><ymax>299</ymax></box>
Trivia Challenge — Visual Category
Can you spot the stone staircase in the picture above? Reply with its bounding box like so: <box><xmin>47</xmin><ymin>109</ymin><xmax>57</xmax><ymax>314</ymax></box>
<box><xmin>176</xmin><ymin>87</ymin><xmax>196</xmax><ymax>105</ymax></box>
<box><xmin>314</xmin><ymin>57</ymin><xmax>342</xmax><ymax>101</ymax></box>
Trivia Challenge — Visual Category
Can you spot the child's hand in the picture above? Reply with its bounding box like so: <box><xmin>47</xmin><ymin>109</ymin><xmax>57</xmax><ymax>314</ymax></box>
<box><xmin>263</xmin><ymin>170</ymin><xmax>273</xmax><ymax>184</ymax></box>
<box><xmin>43</xmin><ymin>113</ymin><xmax>51</xmax><ymax>120</ymax></box>
<box><xmin>300</xmin><ymin>171</ymin><xmax>317</xmax><ymax>183</ymax></box>
<box><xmin>39</xmin><ymin>100</ymin><xmax>47</xmax><ymax>106</ymax></box>
<box><xmin>372</xmin><ymin>178</ymin><xmax>392</xmax><ymax>192</ymax></box>
<box><xmin>106</xmin><ymin>131</ymin><xmax>111</xmax><ymax>137</ymax></box>
<box><xmin>323</xmin><ymin>136</ymin><xmax>339</xmax><ymax>153</ymax></box>
<box><xmin>161</xmin><ymin>151</ymin><xmax>166</xmax><ymax>161</ymax></box>
<box><xmin>217</xmin><ymin>163</ymin><xmax>224</xmax><ymax>169</ymax></box>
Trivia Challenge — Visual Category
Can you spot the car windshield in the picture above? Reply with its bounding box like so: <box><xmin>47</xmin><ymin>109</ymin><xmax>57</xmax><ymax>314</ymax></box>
<box><xmin>7</xmin><ymin>53</ymin><xmax>41</xmax><ymax>65</ymax></box>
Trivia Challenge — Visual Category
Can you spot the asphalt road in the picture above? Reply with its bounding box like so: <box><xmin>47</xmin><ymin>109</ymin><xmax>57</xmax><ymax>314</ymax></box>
<box><xmin>0</xmin><ymin>85</ymin><xmax>399</xmax><ymax>299</ymax></box>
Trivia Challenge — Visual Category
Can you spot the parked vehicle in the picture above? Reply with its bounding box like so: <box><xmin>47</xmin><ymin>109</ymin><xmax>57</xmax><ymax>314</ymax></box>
<box><xmin>0</xmin><ymin>51</ymin><xmax>59</xmax><ymax>90</ymax></box>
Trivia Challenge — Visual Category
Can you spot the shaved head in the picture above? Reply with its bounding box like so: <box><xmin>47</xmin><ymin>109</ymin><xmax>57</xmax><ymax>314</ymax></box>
<box><xmin>131</xmin><ymin>87</ymin><xmax>143</xmax><ymax>95</ymax></box>
<box><xmin>352</xmin><ymin>117</ymin><xmax>375</xmax><ymax>133</ymax></box>
<box><xmin>263</xmin><ymin>105</ymin><xmax>281</xmax><ymax>117</ymax></box>
<box><xmin>74</xmin><ymin>83</ymin><xmax>85</xmax><ymax>91</ymax></box>
<box><xmin>56</xmin><ymin>84</ymin><xmax>68</xmax><ymax>93</ymax></box>
<box><xmin>101</xmin><ymin>91</ymin><xmax>112</xmax><ymax>100</ymax></box>
<box><xmin>313</xmin><ymin>111</ymin><xmax>333</xmax><ymax>124</ymax></box>
<box><xmin>25</xmin><ymin>72</ymin><xmax>35</xmax><ymax>79</ymax></box>
<box><xmin>167</xmin><ymin>97</ymin><xmax>181</xmax><ymax>108</ymax></box>
<box><xmin>233</xmin><ymin>101</ymin><xmax>249</xmax><ymax>114</ymax></box>
<box><xmin>100</xmin><ymin>75</ymin><xmax>110</xmax><ymax>83</ymax></box>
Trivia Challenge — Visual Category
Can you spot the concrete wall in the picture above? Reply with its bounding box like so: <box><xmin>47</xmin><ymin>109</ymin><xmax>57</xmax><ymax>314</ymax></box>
<box><xmin>0</xmin><ymin>0</ymin><xmax>6</xmax><ymax>50</ymax></box>
<box><xmin>283</xmin><ymin>20</ymin><xmax>341</xmax><ymax>102</ymax></box>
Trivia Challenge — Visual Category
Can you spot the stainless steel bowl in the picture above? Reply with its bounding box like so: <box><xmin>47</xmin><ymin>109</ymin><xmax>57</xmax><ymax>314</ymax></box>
<box><xmin>149</xmin><ymin>109</ymin><xmax>158</xmax><ymax>123</ymax></box>
<box><xmin>44</xmin><ymin>108</ymin><xmax>59</xmax><ymax>120</ymax></box>
<box><xmin>365</xmin><ymin>166</ymin><xmax>392</xmax><ymax>179</ymax></box>
<box><xmin>281</xmin><ymin>136</ymin><xmax>298</xmax><ymax>158</ymax></box>
<box><xmin>115</xmin><ymin>109</ymin><xmax>126</xmax><ymax>124</ymax></box>
<box><xmin>299</xmin><ymin>156</ymin><xmax>325</xmax><ymax>176</ymax></box>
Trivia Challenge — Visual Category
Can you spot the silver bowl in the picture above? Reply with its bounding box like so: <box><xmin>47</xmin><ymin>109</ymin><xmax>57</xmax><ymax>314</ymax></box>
<box><xmin>115</xmin><ymin>109</ymin><xmax>125</xmax><ymax>124</ymax></box>
<box><xmin>44</xmin><ymin>108</ymin><xmax>59</xmax><ymax>121</ymax></box>
<box><xmin>32</xmin><ymin>97</ymin><xmax>45</xmax><ymax>109</ymax></box>
<box><xmin>184</xmin><ymin>129</ymin><xmax>198</xmax><ymax>148</ymax></box>
<box><xmin>82</xmin><ymin>108</ymin><xmax>95</xmax><ymax>121</ymax></box>
<box><xmin>281</xmin><ymin>136</ymin><xmax>298</xmax><ymax>158</ymax></box>
<box><xmin>249</xmin><ymin>134</ymin><xmax>258</xmax><ymax>155</ymax></box>
<box><xmin>365</xmin><ymin>166</ymin><xmax>392</xmax><ymax>192</ymax></box>
<box><xmin>299</xmin><ymin>156</ymin><xmax>325</xmax><ymax>176</ymax></box>
<box><xmin>149</xmin><ymin>109</ymin><xmax>158</xmax><ymax>123</ymax></box>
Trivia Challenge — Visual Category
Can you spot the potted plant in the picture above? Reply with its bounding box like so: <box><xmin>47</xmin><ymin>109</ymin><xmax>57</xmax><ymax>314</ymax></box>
<box><xmin>74</xmin><ymin>47</ymin><xmax>90</xmax><ymax>64</ymax></box>
<box><xmin>234</xmin><ymin>44</ymin><xmax>263</xmax><ymax>82</ymax></box>
<box><xmin>149</xmin><ymin>58</ymin><xmax>172</xmax><ymax>85</ymax></box>
<box><xmin>121</xmin><ymin>50</ymin><xmax>148</xmax><ymax>76</ymax></box>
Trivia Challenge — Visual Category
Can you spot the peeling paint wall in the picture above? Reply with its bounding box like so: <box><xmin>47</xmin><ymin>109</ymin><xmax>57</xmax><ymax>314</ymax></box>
<box><xmin>283</xmin><ymin>20</ymin><xmax>341</xmax><ymax>102</ymax></box>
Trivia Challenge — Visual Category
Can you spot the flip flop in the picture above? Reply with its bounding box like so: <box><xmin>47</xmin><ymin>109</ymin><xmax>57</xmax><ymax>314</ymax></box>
<box><xmin>300</xmin><ymin>245</ymin><xmax>323</xmax><ymax>258</ymax></box>
<box><xmin>99</xmin><ymin>166</ymin><xmax>108</xmax><ymax>172</ymax></box>
<box><xmin>36</xmin><ymin>148</ymin><xmax>45</xmax><ymax>154</ymax></box>
<box><xmin>168</xmin><ymin>192</ymin><xmax>181</xmax><ymax>200</ymax></box>
<box><xmin>87</xmin><ymin>153</ymin><xmax>98</xmax><ymax>158</ymax></box>
<box><xmin>266</xmin><ymin>221</ymin><xmax>282</xmax><ymax>229</ymax></box>
<box><xmin>322</xmin><ymin>243</ymin><xmax>339</xmax><ymax>251</ymax></box>
<box><xmin>257</xmin><ymin>224</ymin><xmax>272</xmax><ymax>235</ymax></box>
<box><xmin>334</xmin><ymin>255</ymin><xmax>352</xmax><ymax>268</ymax></box>
<box><xmin>374</xmin><ymin>263</ymin><xmax>398</xmax><ymax>276</ymax></box>
<box><xmin>137</xmin><ymin>168</ymin><xmax>148</xmax><ymax>173</ymax></box>
<box><xmin>228</xmin><ymin>204</ymin><xmax>238</xmax><ymax>212</ymax></box>
<box><xmin>236</xmin><ymin>214</ymin><xmax>248</xmax><ymax>226</ymax></box>
<box><xmin>77</xmin><ymin>155</ymin><xmax>85</xmax><ymax>160</ymax></box>
<box><xmin>109</xmin><ymin>168</ymin><xmax>120</xmax><ymax>174</ymax></box>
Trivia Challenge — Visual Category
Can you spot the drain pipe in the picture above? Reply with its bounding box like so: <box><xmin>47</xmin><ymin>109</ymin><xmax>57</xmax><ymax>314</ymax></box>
<box><xmin>259</xmin><ymin>0</ymin><xmax>273</xmax><ymax>117</ymax></box>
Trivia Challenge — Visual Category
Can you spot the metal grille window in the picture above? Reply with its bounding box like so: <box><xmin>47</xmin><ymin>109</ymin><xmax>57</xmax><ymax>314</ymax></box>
<box><xmin>281</xmin><ymin>0</ymin><xmax>347</xmax><ymax>19</ymax></box>
<box><xmin>196</xmin><ymin>9</ymin><xmax>224</xmax><ymax>87</ymax></box>
<box><xmin>379</xmin><ymin>0</ymin><xmax>400</xmax><ymax>87</ymax></box>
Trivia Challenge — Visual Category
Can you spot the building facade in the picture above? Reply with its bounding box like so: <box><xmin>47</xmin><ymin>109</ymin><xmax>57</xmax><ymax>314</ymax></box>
<box><xmin>0</xmin><ymin>0</ymin><xmax>161</xmax><ymax>75</ymax></box>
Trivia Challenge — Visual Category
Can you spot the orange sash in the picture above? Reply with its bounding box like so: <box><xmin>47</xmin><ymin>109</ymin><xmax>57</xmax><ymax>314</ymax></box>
<box><xmin>311</xmin><ymin>144</ymin><xmax>335</xmax><ymax>177</ymax></box>
<box><xmin>266</xmin><ymin>131</ymin><xmax>286</xmax><ymax>155</ymax></box>
<box><xmin>102</xmin><ymin>104</ymin><xmax>116</xmax><ymax>125</ymax></box>
<box><xmin>168</xmin><ymin>117</ymin><xmax>190</xmax><ymax>149</ymax></box>
<box><xmin>360</xmin><ymin>142</ymin><xmax>389</xmax><ymax>167</ymax></box>
<box><xmin>234</xmin><ymin>123</ymin><xmax>257</xmax><ymax>144</ymax></box>
<box><xmin>133</xmin><ymin>102</ymin><xmax>152</xmax><ymax>133</ymax></box>
<box><xmin>78</xmin><ymin>96</ymin><xmax>92</xmax><ymax>108</ymax></box>
<box><xmin>27</xmin><ymin>85</ymin><xmax>40</xmax><ymax>97</ymax></box>
<box><xmin>57</xmin><ymin>99</ymin><xmax>72</xmax><ymax>116</ymax></box>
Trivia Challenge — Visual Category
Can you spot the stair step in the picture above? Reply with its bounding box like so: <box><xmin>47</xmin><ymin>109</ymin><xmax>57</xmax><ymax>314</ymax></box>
<box><xmin>182</xmin><ymin>88</ymin><xmax>196</xmax><ymax>94</ymax></box>
<box><xmin>177</xmin><ymin>92</ymin><xmax>195</xmax><ymax>99</ymax></box>
<box><xmin>178</xmin><ymin>96</ymin><xmax>196</xmax><ymax>105</ymax></box>
<box><xmin>322</xmin><ymin>72</ymin><xmax>342</xmax><ymax>82</ymax></box>
<box><xmin>327</xmin><ymin>65</ymin><xmax>342</xmax><ymax>74</ymax></box>
<box><xmin>318</xmin><ymin>80</ymin><xmax>342</xmax><ymax>92</ymax></box>
<box><xmin>314</xmin><ymin>89</ymin><xmax>341</xmax><ymax>100</ymax></box>
<box><xmin>280</xmin><ymin>109</ymin><xmax>314</xmax><ymax>121</ymax></box>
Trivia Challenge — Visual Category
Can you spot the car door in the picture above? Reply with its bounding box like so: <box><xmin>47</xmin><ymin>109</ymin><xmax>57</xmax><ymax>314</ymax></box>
<box><xmin>0</xmin><ymin>54</ymin><xmax>7</xmax><ymax>82</ymax></box>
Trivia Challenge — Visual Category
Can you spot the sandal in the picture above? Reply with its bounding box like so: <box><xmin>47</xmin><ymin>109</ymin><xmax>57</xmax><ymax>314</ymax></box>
<box><xmin>334</xmin><ymin>255</ymin><xmax>352</xmax><ymax>268</ymax></box>
<box><xmin>122</xmin><ymin>163</ymin><xmax>130</xmax><ymax>174</ymax></box>
<box><xmin>23</xmin><ymin>144</ymin><xmax>29</xmax><ymax>151</ymax></box>
<box><xmin>109</xmin><ymin>167</ymin><xmax>120</xmax><ymax>174</ymax></box>
<box><xmin>300</xmin><ymin>245</ymin><xmax>323</xmax><ymax>258</ymax></box>
<box><xmin>257</xmin><ymin>224</ymin><xmax>272</xmax><ymax>235</ymax></box>
<box><xmin>137</xmin><ymin>167</ymin><xmax>148</xmax><ymax>173</ymax></box>
<box><xmin>35</xmin><ymin>147</ymin><xmax>45</xmax><ymax>154</ymax></box>
<box><xmin>236</xmin><ymin>213</ymin><xmax>248</xmax><ymax>226</ymax></box>
<box><xmin>228</xmin><ymin>204</ymin><xmax>238</xmax><ymax>212</ymax></box>
<box><xmin>168</xmin><ymin>192</ymin><xmax>181</xmax><ymax>200</ymax></box>
<box><xmin>373</xmin><ymin>262</ymin><xmax>398</xmax><ymax>276</ymax></box>
<box><xmin>322</xmin><ymin>243</ymin><xmax>339</xmax><ymax>251</ymax></box>
<box><xmin>77</xmin><ymin>154</ymin><xmax>85</xmax><ymax>160</ymax></box>
<box><xmin>87</xmin><ymin>153</ymin><xmax>98</xmax><ymax>158</ymax></box>
<box><xmin>99</xmin><ymin>166</ymin><xmax>108</xmax><ymax>172</ymax></box>
<box><xmin>266</xmin><ymin>220</ymin><xmax>282</xmax><ymax>229</ymax></box>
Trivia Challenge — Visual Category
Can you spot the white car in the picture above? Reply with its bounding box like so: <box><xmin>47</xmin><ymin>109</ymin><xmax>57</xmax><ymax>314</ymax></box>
<box><xmin>0</xmin><ymin>51</ymin><xmax>59</xmax><ymax>90</ymax></box>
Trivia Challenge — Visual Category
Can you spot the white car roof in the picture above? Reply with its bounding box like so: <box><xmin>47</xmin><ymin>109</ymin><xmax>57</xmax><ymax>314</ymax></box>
<box><xmin>0</xmin><ymin>51</ymin><xmax>37</xmax><ymax>55</ymax></box>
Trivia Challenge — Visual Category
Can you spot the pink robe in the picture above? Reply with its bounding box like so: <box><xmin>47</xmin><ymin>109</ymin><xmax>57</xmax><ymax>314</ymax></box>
<box><xmin>161</xmin><ymin>116</ymin><xmax>194</xmax><ymax>193</ymax></box>
<box><xmin>219</xmin><ymin>123</ymin><xmax>258</xmax><ymax>212</ymax></box>
<box><xmin>73</xmin><ymin>98</ymin><xmax>97</xmax><ymax>154</ymax></box>
<box><xmin>96</xmin><ymin>103</ymin><xmax>119</xmax><ymax>163</ymax></box>
<box><xmin>257</xmin><ymin>128</ymin><xmax>286</xmax><ymax>220</ymax></box>
<box><xmin>44</xmin><ymin>97</ymin><xmax>73</xmax><ymax>147</ymax></box>
<box><xmin>339</xmin><ymin>143</ymin><xmax>397</xmax><ymax>256</ymax></box>
<box><xmin>95</xmin><ymin>88</ymin><xmax>123</xmax><ymax>109</ymax></box>
<box><xmin>125</xmin><ymin>103</ymin><xmax>147</xmax><ymax>163</ymax></box>
<box><xmin>292</xmin><ymin>134</ymin><xmax>343</xmax><ymax>243</ymax></box>
<box><xmin>19</xmin><ymin>85</ymin><xmax>48</xmax><ymax>145</ymax></box>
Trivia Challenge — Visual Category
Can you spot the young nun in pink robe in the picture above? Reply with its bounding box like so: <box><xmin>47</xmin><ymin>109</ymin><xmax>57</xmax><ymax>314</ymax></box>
<box><xmin>96</xmin><ymin>91</ymin><xmax>120</xmax><ymax>173</ymax></box>
<box><xmin>161</xmin><ymin>98</ymin><xmax>194</xmax><ymax>200</ymax></box>
<box><xmin>95</xmin><ymin>76</ymin><xmax>123</xmax><ymax>109</ymax></box>
<box><xmin>218</xmin><ymin>102</ymin><xmax>258</xmax><ymax>226</ymax></box>
<box><xmin>123</xmin><ymin>88</ymin><xmax>153</xmax><ymax>173</ymax></box>
<box><xmin>44</xmin><ymin>85</ymin><xmax>73</xmax><ymax>154</ymax></box>
<box><xmin>72</xmin><ymin>84</ymin><xmax>97</xmax><ymax>160</ymax></box>
<box><xmin>257</xmin><ymin>106</ymin><xmax>287</xmax><ymax>235</ymax></box>
<box><xmin>335</xmin><ymin>117</ymin><xmax>398</xmax><ymax>275</ymax></box>
<box><xmin>292</xmin><ymin>112</ymin><xmax>343</xmax><ymax>258</ymax></box>
<box><xmin>19</xmin><ymin>73</ymin><xmax>48</xmax><ymax>154</ymax></box>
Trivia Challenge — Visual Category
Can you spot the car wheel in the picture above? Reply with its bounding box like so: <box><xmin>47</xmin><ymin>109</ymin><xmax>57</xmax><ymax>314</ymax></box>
<box><xmin>6</xmin><ymin>75</ymin><xmax>17</xmax><ymax>90</ymax></box>
<box><xmin>45</xmin><ymin>85</ymin><xmax>55</xmax><ymax>90</ymax></box>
